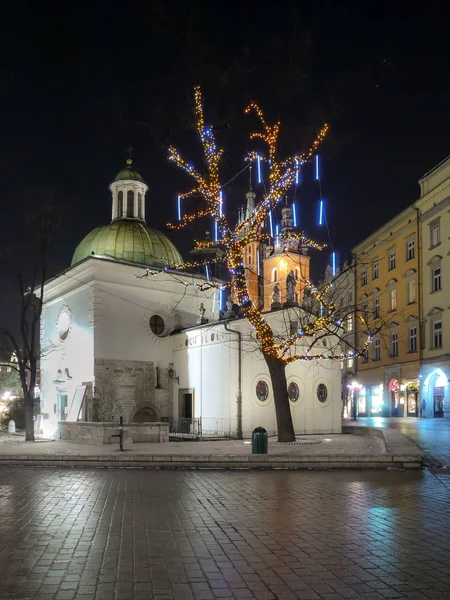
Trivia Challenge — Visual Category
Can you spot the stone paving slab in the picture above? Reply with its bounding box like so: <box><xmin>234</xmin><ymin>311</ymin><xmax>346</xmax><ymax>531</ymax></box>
<box><xmin>0</xmin><ymin>429</ymin><xmax>423</xmax><ymax>469</ymax></box>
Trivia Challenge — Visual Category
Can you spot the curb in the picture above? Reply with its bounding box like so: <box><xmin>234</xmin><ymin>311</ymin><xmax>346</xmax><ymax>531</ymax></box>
<box><xmin>0</xmin><ymin>453</ymin><xmax>423</xmax><ymax>469</ymax></box>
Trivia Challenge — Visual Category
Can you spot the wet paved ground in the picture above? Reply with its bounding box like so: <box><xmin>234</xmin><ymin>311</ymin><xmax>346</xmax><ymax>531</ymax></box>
<box><xmin>345</xmin><ymin>418</ymin><xmax>450</xmax><ymax>468</ymax></box>
<box><xmin>1</xmin><ymin>467</ymin><xmax>450</xmax><ymax>600</ymax></box>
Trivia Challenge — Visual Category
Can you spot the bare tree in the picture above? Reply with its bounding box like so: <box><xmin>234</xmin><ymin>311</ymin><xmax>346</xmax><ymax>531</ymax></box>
<box><xmin>0</xmin><ymin>200</ymin><xmax>58</xmax><ymax>441</ymax></box>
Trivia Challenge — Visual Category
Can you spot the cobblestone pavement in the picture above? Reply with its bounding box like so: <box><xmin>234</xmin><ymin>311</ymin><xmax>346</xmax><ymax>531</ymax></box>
<box><xmin>0</xmin><ymin>433</ymin><xmax>387</xmax><ymax>456</ymax></box>
<box><xmin>344</xmin><ymin>418</ymin><xmax>450</xmax><ymax>467</ymax></box>
<box><xmin>1</xmin><ymin>468</ymin><xmax>450</xmax><ymax>600</ymax></box>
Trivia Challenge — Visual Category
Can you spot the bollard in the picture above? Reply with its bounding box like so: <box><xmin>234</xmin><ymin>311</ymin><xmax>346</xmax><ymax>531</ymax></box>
<box><xmin>111</xmin><ymin>416</ymin><xmax>124</xmax><ymax>451</ymax></box>
<box><xmin>8</xmin><ymin>420</ymin><xmax>16</xmax><ymax>434</ymax></box>
<box><xmin>252</xmin><ymin>426</ymin><xmax>268</xmax><ymax>454</ymax></box>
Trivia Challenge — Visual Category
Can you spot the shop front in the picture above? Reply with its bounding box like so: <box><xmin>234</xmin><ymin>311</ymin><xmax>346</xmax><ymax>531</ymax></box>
<box><xmin>404</xmin><ymin>381</ymin><xmax>419</xmax><ymax>417</ymax></box>
<box><xmin>370</xmin><ymin>385</ymin><xmax>384</xmax><ymax>416</ymax></box>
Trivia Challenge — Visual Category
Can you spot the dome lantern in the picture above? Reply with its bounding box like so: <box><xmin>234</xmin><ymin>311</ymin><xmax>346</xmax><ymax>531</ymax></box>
<box><xmin>109</xmin><ymin>158</ymin><xmax>148</xmax><ymax>222</ymax></box>
<box><xmin>71</xmin><ymin>156</ymin><xmax>183</xmax><ymax>269</ymax></box>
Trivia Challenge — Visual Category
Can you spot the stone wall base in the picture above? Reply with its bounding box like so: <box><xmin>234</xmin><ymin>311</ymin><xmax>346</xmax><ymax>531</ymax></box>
<box><xmin>59</xmin><ymin>421</ymin><xmax>169</xmax><ymax>444</ymax></box>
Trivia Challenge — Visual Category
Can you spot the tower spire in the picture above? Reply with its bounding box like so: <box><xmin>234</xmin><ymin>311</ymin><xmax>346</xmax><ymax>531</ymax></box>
<box><xmin>126</xmin><ymin>146</ymin><xmax>133</xmax><ymax>167</ymax></box>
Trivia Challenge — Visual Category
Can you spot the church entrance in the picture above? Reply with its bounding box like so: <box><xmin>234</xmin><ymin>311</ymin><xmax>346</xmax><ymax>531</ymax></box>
<box><xmin>179</xmin><ymin>390</ymin><xmax>194</xmax><ymax>419</ymax></box>
<box><xmin>56</xmin><ymin>394</ymin><xmax>68</xmax><ymax>421</ymax></box>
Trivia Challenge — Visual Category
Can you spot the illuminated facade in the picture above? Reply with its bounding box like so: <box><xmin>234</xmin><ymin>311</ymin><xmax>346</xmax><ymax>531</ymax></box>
<box><xmin>350</xmin><ymin>155</ymin><xmax>450</xmax><ymax>419</ymax></box>
<box><xmin>416</xmin><ymin>156</ymin><xmax>450</xmax><ymax>418</ymax></box>
<box><xmin>236</xmin><ymin>188</ymin><xmax>310</xmax><ymax>311</ymax></box>
<box><xmin>353</xmin><ymin>206</ymin><xmax>420</xmax><ymax>417</ymax></box>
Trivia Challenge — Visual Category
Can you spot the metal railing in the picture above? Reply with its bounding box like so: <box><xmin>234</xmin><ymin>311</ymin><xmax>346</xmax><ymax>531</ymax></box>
<box><xmin>162</xmin><ymin>417</ymin><xmax>201</xmax><ymax>439</ymax></box>
<box><xmin>162</xmin><ymin>417</ymin><xmax>232</xmax><ymax>439</ymax></box>
<box><xmin>201</xmin><ymin>417</ymin><xmax>232</xmax><ymax>438</ymax></box>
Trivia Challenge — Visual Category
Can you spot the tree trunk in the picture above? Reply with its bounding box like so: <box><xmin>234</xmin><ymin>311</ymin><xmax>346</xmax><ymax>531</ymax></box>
<box><xmin>24</xmin><ymin>393</ymin><xmax>35</xmax><ymax>442</ymax></box>
<box><xmin>263</xmin><ymin>353</ymin><xmax>295</xmax><ymax>442</ymax></box>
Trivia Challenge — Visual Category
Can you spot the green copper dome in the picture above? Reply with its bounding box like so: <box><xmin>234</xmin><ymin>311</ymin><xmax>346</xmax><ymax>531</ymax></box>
<box><xmin>113</xmin><ymin>158</ymin><xmax>145</xmax><ymax>183</ymax></box>
<box><xmin>71</xmin><ymin>219</ymin><xmax>184</xmax><ymax>268</ymax></box>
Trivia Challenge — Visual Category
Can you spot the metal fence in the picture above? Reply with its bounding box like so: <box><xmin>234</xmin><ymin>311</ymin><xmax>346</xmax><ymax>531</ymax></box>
<box><xmin>201</xmin><ymin>417</ymin><xmax>232</xmax><ymax>438</ymax></box>
<box><xmin>162</xmin><ymin>417</ymin><xmax>232</xmax><ymax>439</ymax></box>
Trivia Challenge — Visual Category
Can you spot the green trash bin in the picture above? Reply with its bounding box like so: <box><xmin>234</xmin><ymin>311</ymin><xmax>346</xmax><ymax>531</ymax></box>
<box><xmin>252</xmin><ymin>426</ymin><xmax>268</xmax><ymax>454</ymax></box>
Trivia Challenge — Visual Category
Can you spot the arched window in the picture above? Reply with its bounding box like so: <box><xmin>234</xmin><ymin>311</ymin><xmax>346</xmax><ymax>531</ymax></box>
<box><xmin>272</xmin><ymin>268</ymin><xmax>278</xmax><ymax>282</ymax></box>
<box><xmin>118</xmin><ymin>191</ymin><xmax>123</xmax><ymax>218</ymax></box>
<box><xmin>138</xmin><ymin>193</ymin><xmax>142</xmax><ymax>219</ymax></box>
<box><xmin>127</xmin><ymin>190</ymin><xmax>134</xmax><ymax>217</ymax></box>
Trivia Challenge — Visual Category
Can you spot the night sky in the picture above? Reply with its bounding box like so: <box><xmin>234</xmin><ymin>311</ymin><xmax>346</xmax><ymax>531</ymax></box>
<box><xmin>1</xmin><ymin>1</ymin><xmax>450</xmax><ymax>302</ymax></box>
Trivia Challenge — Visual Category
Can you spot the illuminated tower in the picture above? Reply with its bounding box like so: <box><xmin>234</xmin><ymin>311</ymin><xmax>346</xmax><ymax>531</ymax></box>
<box><xmin>237</xmin><ymin>170</ymin><xmax>264</xmax><ymax>309</ymax></box>
<box><xmin>262</xmin><ymin>203</ymin><xmax>310</xmax><ymax>311</ymax></box>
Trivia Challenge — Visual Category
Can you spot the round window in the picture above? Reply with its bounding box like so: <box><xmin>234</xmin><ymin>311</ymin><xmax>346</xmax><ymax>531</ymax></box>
<box><xmin>288</xmin><ymin>382</ymin><xmax>299</xmax><ymax>402</ymax></box>
<box><xmin>256</xmin><ymin>380</ymin><xmax>269</xmax><ymax>401</ymax></box>
<box><xmin>150</xmin><ymin>315</ymin><xmax>165</xmax><ymax>337</ymax></box>
<box><xmin>317</xmin><ymin>383</ymin><xmax>328</xmax><ymax>403</ymax></box>
<box><xmin>57</xmin><ymin>310</ymin><xmax>71</xmax><ymax>341</ymax></box>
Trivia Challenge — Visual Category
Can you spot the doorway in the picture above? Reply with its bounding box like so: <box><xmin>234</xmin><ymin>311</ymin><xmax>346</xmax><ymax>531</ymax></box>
<box><xmin>57</xmin><ymin>394</ymin><xmax>68</xmax><ymax>421</ymax></box>
<box><xmin>434</xmin><ymin>386</ymin><xmax>444</xmax><ymax>418</ymax></box>
<box><xmin>179</xmin><ymin>389</ymin><xmax>194</xmax><ymax>419</ymax></box>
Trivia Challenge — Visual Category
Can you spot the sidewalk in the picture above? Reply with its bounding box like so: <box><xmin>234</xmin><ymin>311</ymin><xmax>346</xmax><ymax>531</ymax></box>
<box><xmin>0</xmin><ymin>426</ymin><xmax>423</xmax><ymax>469</ymax></box>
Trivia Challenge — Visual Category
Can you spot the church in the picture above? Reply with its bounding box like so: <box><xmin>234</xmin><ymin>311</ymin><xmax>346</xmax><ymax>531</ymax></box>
<box><xmin>39</xmin><ymin>160</ymin><xmax>342</xmax><ymax>440</ymax></box>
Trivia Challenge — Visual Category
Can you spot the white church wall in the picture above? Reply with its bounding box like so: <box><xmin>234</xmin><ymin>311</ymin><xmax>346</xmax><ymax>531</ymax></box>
<box><xmin>173</xmin><ymin>326</ymin><xmax>235</xmax><ymax>431</ymax></box>
<box><xmin>40</xmin><ymin>285</ymin><xmax>94</xmax><ymax>437</ymax></box>
<box><xmin>172</xmin><ymin>315</ymin><xmax>342</xmax><ymax>438</ymax></box>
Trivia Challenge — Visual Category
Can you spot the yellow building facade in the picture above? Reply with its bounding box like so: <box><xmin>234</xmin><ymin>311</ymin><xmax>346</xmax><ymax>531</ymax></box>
<box><xmin>353</xmin><ymin>206</ymin><xmax>421</xmax><ymax>417</ymax></box>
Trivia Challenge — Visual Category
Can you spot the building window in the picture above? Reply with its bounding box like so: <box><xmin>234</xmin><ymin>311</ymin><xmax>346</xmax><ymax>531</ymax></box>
<box><xmin>248</xmin><ymin>246</ymin><xmax>252</xmax><ymax>265</ymax></box>
<box><xmin>149</xmin><ymin>315</ymin><xmax>165</xmax><ymax>337</ymax></box>
<box><xmin>389</xmin><ymin>287</ymin><xmax>397</xmax><ymax>312</ymax></box>
<box><xmin>361</xmin><ymin>269</ymin><xmax>367</xmax><ymax>287</ymax></box>
<box><xmin>118</xmin><ymin>191</ymin><xmax>123</xmax><ymax>217</ymax></box>
<box><xmin>373</xmin><ymin>261</ymin><xmax>379</xmax><ymax>280</ymax></box>
<box><xmin>272</xmin><ymin>268</ymin><xmax>278</xmax><ymax>282</ymax></box>
<box><xmin>256</xmin><ymin>380</ymin><xmax>269</xmax><ymax>401</ymax></box>
<box><xmin>346</xmin><ymin>315</ymin><xmax>354</xmax><ymax>332</ymax></box>
<box><xmin>407</xmin><ymin>278</ymin><xmax>416</xmax><ymax>304</ymax></box>
<box><xmin>289</xmin><ymin>320</ymin><xmax>298</xmax><ymax>336</ymax></box>
<box><xmin>347</xmin><ymin>291</ymin><xmax>353</xmax><ymax>304</ymax></box>
<box><xmin>430</xmin><ymin>221</ymin><xmax>441</xmax><ymax>248</ymax></box>
<box><xmin>406</xmin><ymin>239</ymin><xmax>415</xmax><ymax>261</ymax></box>
<box><xmin>432</xmin><ymin>320</ymin><xmax>442</xmax><ymax>348</ymax></box>
<box><xmin>408</xmin><ymin>327</ymin><xmax>417</xmax><ymax>353</ymax></box>
<box><xmin>432</xmin><ymin>266</ymin><xmax>442</xmax><ymax>292</ymax></box>
<box><xmin>373</xmin><ymin>337</ymin><xmax>381</xmax><ymax>361</ymax></box>
<box><xmin>374</xmin><ymin>296</ymin><xmax>380</xmax><ymax>319</ymax></box>
<box><xmin>138</xmin><ymin>193</ymin><xmax>142</xmax><ymax>218</ymax></box>
<box><xmin>391</xmin><ymin>331</ymin><xmax>399</xmax><ymax>357</ymax></box>
<box><xmin>347</xmin><ymin>357</ymin><xmax>354</xmax><ymax>370</ymax></box>
<box><xmin>288</xmin><ymin>382</ymin><xmax>300</xmax><ymax>403</ymax></box>
<box><xmin>127</xmin><ymin>190</ymin><xmax>134</xmax><ymax>217</ymax></box>
<box><xmin>388</xmin><ymin>250</ymin><xmax>396</xmax><ymax>271</ymax></box>
<box><xmin>316</xmin><ymin>383</ymin><xmax>328</xmax><ymax>403</ymax></box>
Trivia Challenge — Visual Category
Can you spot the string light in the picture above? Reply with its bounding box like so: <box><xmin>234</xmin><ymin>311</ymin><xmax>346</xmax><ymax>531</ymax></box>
<box><xmin>163</xmin><ymin>86</ymin><xmax>356</xmax><ymax>362</ymax></box>
<box><xmin>292</xmin><ymin>203</ymin><xmax>298</xmax><ymax>227</ymax></box>
<box><xmin>318</xmin><ymin>199</ymin><xmax>324</xmax><ymax>226</ymax></box>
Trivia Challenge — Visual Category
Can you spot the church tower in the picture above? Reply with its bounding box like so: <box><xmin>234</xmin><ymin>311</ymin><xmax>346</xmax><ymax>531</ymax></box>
<box><xmin>237</xmin><ymin>170</ymin><xmax>263</xmax><ymax>309</ymax></box>
<box><xmin>109</xmin><ymin>158</ymin><xmax>149</xmax><ymax>222</ymax></box>
<box><xmin>262</xmin><ymin>202</ymin><xmax>310</xmax><ymax>311</ymax></box>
